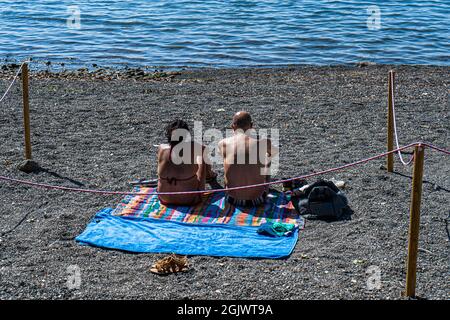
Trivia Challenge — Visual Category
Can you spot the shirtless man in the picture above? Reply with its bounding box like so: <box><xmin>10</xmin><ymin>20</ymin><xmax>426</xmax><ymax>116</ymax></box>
<box><xmin>157</xmin><ymin>120</ymin><xmax>216</xmax><ymax>206</ymax></box>
<box><xmin>218</xmin><ymin>111</ymin><xmax>278</xmax><ymax>206</ymax></box>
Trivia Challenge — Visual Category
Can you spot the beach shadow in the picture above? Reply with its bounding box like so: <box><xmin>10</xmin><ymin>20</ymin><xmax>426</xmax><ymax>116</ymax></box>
<box><xmin>299</xmin><ymin>207</ymin><xmax>353</xmax><ymax>223</ymax></box>
<box><xmin>37</xmin><ymin>166</ymin><xmax>85</xmax><ymax>187</ymax></box>
<box><xmin>392</xmin><ymin>171</ymin><xmax>449</xmax><ymax>193</ymax></box>
<box><xmin>318</xmin><ymin>207</ymin><xmax>353</xmax><ymax>223</ymax></box>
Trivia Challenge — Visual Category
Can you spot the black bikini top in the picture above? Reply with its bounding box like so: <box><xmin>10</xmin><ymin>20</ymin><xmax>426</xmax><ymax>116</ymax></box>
<box><xmin>159</xmin><ymin>145</ymin><xmax>197</xmax><ymax>185</ymax></box>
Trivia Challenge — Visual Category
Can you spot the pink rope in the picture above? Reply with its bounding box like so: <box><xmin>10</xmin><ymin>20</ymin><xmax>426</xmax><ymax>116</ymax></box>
<box><xmin>1</xmin><ymin>64</ymin><xmax>447</xmax><ymax>197</ymax></box>
<box><xmin>2</xmin><ymin>141</ymin><xmax>448</xmax><ymax>196</ymax></box>
<box><xmin>0</xmin><ymin>142</ymin><xmax>447</xmax><ymax>196</ymax></box>
<box><xmin>422</xmin><ymin>142</ymin><xmax>450</xmax><ymax>155</ymax></box>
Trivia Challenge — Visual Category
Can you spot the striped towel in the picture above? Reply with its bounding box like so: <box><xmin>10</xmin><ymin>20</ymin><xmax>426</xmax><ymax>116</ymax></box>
<box><xmin>112</xmin><ymin>186</ymin><xmax>303</xmax><ymax>227</ymax></box>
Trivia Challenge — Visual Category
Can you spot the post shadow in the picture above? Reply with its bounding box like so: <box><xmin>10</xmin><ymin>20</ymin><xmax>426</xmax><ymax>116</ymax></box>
<box><xmin>37</xmin><ymin>166</ymin><xmax>85</xmax><ymax>187</ymax></box>
<box><xmin>392</xmin><ymin>171</ymin><xmax>449</xmax><ymax>193</ymax></box>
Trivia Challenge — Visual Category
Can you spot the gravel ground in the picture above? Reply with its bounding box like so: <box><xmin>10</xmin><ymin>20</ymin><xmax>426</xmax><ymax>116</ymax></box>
<box><xmin>0</xmin><ymin>65</ymin><xmax>448</xmax><ymax>300</ymax></box>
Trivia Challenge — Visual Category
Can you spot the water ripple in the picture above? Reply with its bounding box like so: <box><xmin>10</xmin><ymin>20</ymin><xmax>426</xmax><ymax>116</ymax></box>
<box><xmin>0</xmin><ymin>0</ymin><xmax>448</xmax><ymax>68</ymax></box>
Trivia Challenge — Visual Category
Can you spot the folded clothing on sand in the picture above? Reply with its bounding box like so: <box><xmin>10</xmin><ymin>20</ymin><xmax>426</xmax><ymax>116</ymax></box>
<box><xmin>257</xmin><ymin>222</ymin><xmax>298</xmax><ymax>237</ymax></box>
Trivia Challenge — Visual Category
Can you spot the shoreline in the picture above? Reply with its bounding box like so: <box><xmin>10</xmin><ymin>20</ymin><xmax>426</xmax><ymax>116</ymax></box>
<box><xmin>1</xmin><ymin>61</ymin><xmax>449</xmax><ymax>82</ymax></box>
<box><xmin>0</xmin><ymin>65</ymin><xmax>448</xmax><ymax>299</ymax></box>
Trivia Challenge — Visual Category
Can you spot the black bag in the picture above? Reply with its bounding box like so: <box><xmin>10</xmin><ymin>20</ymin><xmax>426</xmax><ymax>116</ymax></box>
<box><xmin>294</xmin><ymin>180</ymin><xmax>350</xmax><ymax>220</ymax></box>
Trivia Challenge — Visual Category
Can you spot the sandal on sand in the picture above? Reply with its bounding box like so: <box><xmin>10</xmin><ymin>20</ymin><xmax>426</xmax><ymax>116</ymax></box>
<box><xmin>150</xmin><ymin>254</ymin><xmax>189</xmax><ymax>275</ymax></box>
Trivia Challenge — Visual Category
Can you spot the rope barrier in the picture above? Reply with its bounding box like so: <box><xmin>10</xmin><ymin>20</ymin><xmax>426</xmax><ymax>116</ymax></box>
<box><xmin>0</xmin><ymin>64</ymin><xmax>448</xmax><ymax>197</ymax></box>
<box><xmin>390</xmin><ymin>71</ymin><xmax>415</xmax><ymax>166</ymax></box>
<box><xmin>425</xmin><ymin>143</ymin><xmax>450</xmax><ymax>156</ymax></box>
<box><xmin>0</xmin><ymin>60</ymin><xmax>30</xmax><ymax>103</ymax></box>
<box><xmin>0</xmin><ymin>141</ymin><xmax>448</xmax><ymax>196</ymax></box>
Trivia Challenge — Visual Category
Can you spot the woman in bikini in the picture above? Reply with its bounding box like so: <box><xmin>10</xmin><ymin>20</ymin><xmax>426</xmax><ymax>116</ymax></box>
<box><xmin>157</xmin><ymin>120</ymin><xmax>216</xmax><ymax>206</ymax></box>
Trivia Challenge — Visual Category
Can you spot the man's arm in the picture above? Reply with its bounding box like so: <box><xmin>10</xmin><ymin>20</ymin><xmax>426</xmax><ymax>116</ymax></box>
<box><xmin>196</xmin><ymin>153</ymin><xmax>206</xmax><ymax>191</ymax></box>
<box><xmin>266</xmin><ymin>138</ymin><xmax>279</xmax><ymax>158</ymax></box>
<box><xmin>261</xmin><ymin>138</ymin><xmax>279</xmax><ymax>179</ymax></box>
<box><xmin>218</xmin><ymin>139</ymin><xmax>226</xmax><ymax>159</ymax></box>
<box><xmin>201</xmin><ymin>144</ymin><xmax>217</xmax><ymax>181</ymax></box>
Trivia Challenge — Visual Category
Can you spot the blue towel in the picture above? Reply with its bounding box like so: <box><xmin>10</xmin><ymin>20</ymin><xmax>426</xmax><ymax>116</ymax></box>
<box><xmin>76</xmin><ymin>208</ymin><xmax>298</xmax><ymax>259</ymax></box>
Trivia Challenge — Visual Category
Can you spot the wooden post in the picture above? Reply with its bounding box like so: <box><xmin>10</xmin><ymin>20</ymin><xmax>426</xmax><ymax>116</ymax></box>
<box><xmin>404</xmin><ymin>145</ymin><xmax>425</xmax><ymax>298</ymax></box>
<box><xmin>387</xmin><ymin>70</ymin><xmax>395</xmax><ymax>172</ymax></box>
<box><xmin>21</xmin><ymin>62</ymin><xmax>32</xmax><ymax>160</ymax></box>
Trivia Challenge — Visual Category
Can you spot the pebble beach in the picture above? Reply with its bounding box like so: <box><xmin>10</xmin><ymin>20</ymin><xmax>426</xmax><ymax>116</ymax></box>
<box><xmin>0</xmin><ymin>64</ymin><xmax>448</xmax><ymax>299</ymax></box>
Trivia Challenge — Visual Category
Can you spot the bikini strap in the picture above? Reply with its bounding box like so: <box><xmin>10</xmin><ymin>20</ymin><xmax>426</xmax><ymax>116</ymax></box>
<box><xmin>159</xmin><ymin>173</ymin><xmax>197</xmax><ymax>185</ymax></box>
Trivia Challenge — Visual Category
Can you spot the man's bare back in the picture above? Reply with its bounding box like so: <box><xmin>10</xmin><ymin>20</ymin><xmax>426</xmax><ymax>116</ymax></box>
<box><xmin>219</xmin><ymin>111</ymin><xmax>277</xmax><ymax>204</ymax></box>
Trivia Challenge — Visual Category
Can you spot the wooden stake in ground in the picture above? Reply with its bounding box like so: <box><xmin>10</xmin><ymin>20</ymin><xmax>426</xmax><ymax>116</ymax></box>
<box><xmin>22</xmin><ymin>62</ymin><xmax>32</xmax><ymax>160</ymax></box>
<box><xmin>404</xmin><ymin>145</ymin><xmax>425</xmax><ymax>298</ymax></box>
<box><xmin>17</xmin><ymin>62</ymin><xmax>39</xmax><ymax>173</ymax></box>
<box><xmin>387</xmin><ymin>70</ymin><xmax>395</xmax><ymax>172</ymax></box>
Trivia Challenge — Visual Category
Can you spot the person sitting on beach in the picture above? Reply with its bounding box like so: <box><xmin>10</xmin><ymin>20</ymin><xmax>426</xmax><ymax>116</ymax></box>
<box><xmin>158</xmin><ymin>120</ymin><xmax>216</xmax><ymax>206</ymax></box>
<box><xmin>218</xmin><ymin>111</ymin><xmax>278</xmax><ymax>207</ymax></box>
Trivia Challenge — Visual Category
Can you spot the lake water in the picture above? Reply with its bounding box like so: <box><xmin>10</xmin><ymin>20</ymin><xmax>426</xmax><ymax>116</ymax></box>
<box><xmin>0</xmin><ymin>0</ymin><xmax>448</xmax><ymax>69</ymax></box>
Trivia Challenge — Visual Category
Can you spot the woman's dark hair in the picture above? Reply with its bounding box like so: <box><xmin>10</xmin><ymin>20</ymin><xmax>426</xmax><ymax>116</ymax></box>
<box><xmin>165</xmin><ymin>119</ymin><xmax>189</xmax><ymax>147</ymax></box>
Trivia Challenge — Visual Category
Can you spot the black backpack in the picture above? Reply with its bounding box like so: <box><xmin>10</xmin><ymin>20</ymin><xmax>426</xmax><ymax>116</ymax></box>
<box><xmin>294</xmin><ymin>180</ymin><xmax>350</xmax><ymax>220</ymax></box>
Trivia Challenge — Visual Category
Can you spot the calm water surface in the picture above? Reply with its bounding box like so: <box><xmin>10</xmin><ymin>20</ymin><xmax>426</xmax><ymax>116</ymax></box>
<box><xmin>0</xmin><ymin>0</ymin><xmax>448</xmax><ymax>68</ymax></box>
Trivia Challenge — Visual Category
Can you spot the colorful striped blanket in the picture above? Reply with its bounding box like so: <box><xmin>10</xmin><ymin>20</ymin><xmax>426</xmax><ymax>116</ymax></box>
<box><xmin>112</xmin><ymin>186</ymin><xmax>303</xmax><ymax>228</ymax></box>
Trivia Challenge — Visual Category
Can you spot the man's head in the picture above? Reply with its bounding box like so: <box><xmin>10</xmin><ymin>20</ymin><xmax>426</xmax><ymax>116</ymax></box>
<box><xmin>165</xmin><ymin>119</ymin><xmax>189</xmax><ymax>146</ymax></box>
<box><xmin>231</xmin><ymin>111</ymin><xmax>253</xmax><ymax>131</ymax></box>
